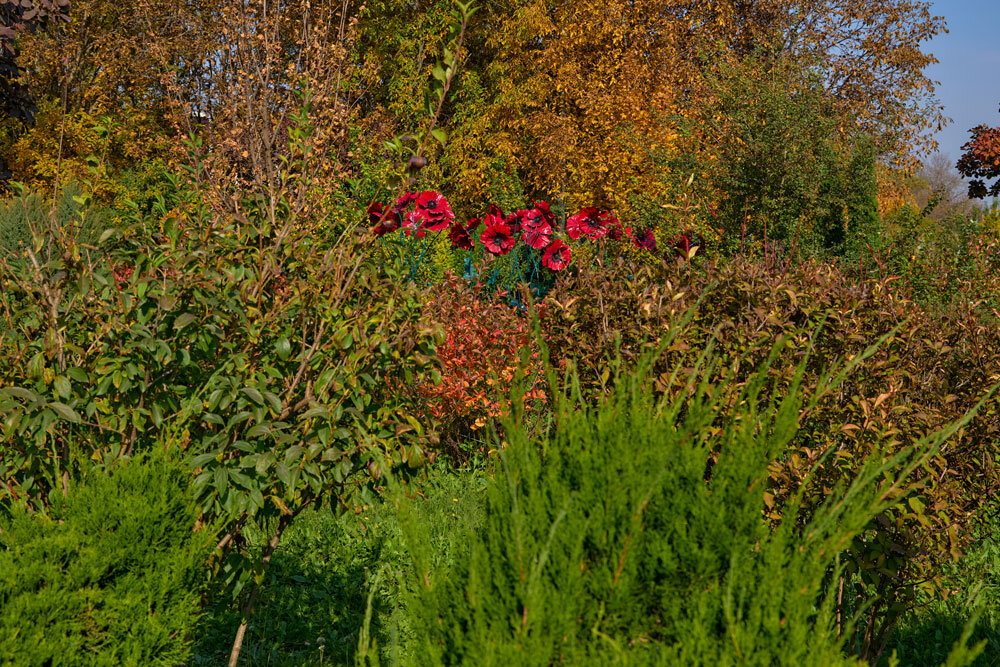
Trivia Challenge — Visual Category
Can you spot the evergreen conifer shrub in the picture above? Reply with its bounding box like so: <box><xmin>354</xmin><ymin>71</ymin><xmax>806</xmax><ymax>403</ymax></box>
<box><xmin>395</xmin><ymin>342</ymin><xmax>980</xmax><ymax>665</ymax></box>
<box><xmin>0</xmin><ymin>451</ymin><xmax>213</xmax><ymax>665</ymax></box>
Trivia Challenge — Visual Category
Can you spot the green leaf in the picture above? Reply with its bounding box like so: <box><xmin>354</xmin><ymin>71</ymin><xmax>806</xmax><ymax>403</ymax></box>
<box><xmin>255</xmin><ymin>453</ymin><xmax>274</xmax><ymax>475</ymax></box>
<box><xmin>53</xmin><ymin>376</ymin><xmax>71</xmax><ymax>400</ymax></box>
<box><xmin>262</xmin><ymin>391</ymin><xmax>282</xmax><ymax>414</ymax></box>
<box><xmin>66</xmin><ymin>367</ymin><xmax>88</xmax><ymax>383</ymax></box>
<box><xmin>174</xmin><ymin>313</ymin><xmax>197</xmax><ymax>330</ymax></box>
<box><xmin>276</xmin><ymin>337</ymin><xmax>291</xmax><ymax>361</ymax></box>
<box><xmin>249</xmin><ymin>488</ymin><xmax>264</xmax><ymax>510</ymax></box>
<box><xmin>229</xmin><ymin>471</ymin><xmax>254</xmax><ymax>490</ymax></box>
<box><xmin>284</xmin><ymin>445</ymin><xmax>303</xmax><ymax>464</ymax></box>
<box><xmin>275</xmin><ymin>462</ymin><xmax>292</xmax><ymax>487</ymax></box>
<box><xmin>431</xmin><ymin>128</ymin><xmax>447</xmax><ymax>145</ymax></box>
<box><xmin>48</xmin><ymin>402</ymin><xmax>81</xmax><ymax>423</ymax></box>
<box><xmin>2</xmin><ymin>387</ymin><xmax>41</xmax><ymax>403</ymax></box>
<box><xmin>247</xmin><ymin>423</ymin><xmax>271</xmax><ymax>438</ymax></box>
<box><xmin>214</xmin><ymin>466</ymin><xmax>228</xmax><ymax>492</ymax></box>
<box><xmin>242</xmin><ymin>388</ymin><xmax>265</xmax><ymax>405</ymax></box>
<box><xmin>192</xmin><ymin>452</ymin><xmax>218</xmax><ymax>468</ymax></box>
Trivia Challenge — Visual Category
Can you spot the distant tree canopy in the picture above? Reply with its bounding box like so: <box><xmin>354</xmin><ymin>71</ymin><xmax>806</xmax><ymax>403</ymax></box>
<box><xmin>0</xmin><ymin>0</ymin><xmax>69</xmax><ymax>178</ymax></box>
<box><xmin>957</xmin><ymin>106</ymin><xmax>1000</xmax><ymax>199</ymax></box>
<box><xmin>0</xmin><ymin>0</ymin><xmax>948</xmax><ymax>232</ymax></box>
<box><xmin>0</xmin><ymin>0</ymin><xmax>68</xmax><ymax>122</ymax></box>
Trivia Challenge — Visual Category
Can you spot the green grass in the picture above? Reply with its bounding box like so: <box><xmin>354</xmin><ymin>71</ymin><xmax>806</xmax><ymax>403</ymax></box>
<box><xmin>192</xmin><ymin>461</ymin><xmax>488</xmax><ymax>666</ymax></box>
<box><xmin>882</xmin><ymin>514</ymin><xmax>1000</xmax><ymax>666</ymax></box>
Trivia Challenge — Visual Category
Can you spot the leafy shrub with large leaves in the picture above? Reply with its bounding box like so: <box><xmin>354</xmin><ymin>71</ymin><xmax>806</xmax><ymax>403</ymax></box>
<box><xmin>0</xmin><ymin>147</ymin><xmax>439</xmax><ymax>636</ymax></box>
<box><xmin>540</xmin><ymin>256</ymin><xmax>1000</xmax><ymax>659</ymax></box>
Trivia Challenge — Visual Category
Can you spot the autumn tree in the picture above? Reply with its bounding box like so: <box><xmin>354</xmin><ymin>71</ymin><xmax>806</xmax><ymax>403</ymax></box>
<box><xmin>687</xmin><ymin>0</ymin><xmax>947</xmax><ymax>163</ymax></box>
<box><xmin>0</xmin><ymin>0</ymin><xmax>69</xmax><ymax>179</ymax></box>
<box><xmin>0</xmin><ymin>0</ymin><xmax>69</xmax><ymax>121</ymax></box>
<box><xmin>4</xmin><ymin>0</ymin><xmax>949</xmax><ymax>225</ymax></box>
<box><xmin>354</xmin><ymin>0</ymin><xmax>946</xmax><ymax>225</ymax></box>
<box><xmin>0</xmin><ymin>0</ymin><xmax>217</xmax><ymax>189</ymax></box>
<box><xmin>957</xmin><ymin>107</ymin><xmax>1000</xmax><ymax>199</ymax></box>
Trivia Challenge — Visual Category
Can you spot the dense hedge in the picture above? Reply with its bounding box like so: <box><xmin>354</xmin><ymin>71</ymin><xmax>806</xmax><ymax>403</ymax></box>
<box><xmin>539</xmin><ymin>256</ymin><xmax>1000</xmax><ymax>655</ymax></box>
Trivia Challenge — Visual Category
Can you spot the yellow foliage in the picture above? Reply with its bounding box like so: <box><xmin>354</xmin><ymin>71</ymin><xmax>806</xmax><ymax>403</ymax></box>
<box><xmin>876</xmin><ymin>163</ymin><xmax>918</xmax><ymax>218</ymax></box>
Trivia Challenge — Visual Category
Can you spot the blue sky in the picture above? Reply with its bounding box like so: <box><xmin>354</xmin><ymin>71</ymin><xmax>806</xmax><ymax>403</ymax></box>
<box><xmin>927</xmin><ymin>1</ymin><xmax>1000</xmax><ymax>160</ymax></box>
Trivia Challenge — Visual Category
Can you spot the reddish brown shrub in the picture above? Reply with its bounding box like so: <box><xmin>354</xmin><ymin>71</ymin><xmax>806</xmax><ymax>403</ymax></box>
<box><xmin>415</xmin><ymin>274</ymin><xmax>545</xmax><ymax>457</ymax></box>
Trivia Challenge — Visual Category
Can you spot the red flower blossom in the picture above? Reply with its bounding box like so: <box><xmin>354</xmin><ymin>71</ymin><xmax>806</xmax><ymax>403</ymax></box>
<box><xmin>633</xmin><ymin>228</ymin><xmax>657</xmax><ymax>251</ymax></box>
<box><xmin>567</xmin><ymin>207</ymin><xmax>611</xmax><ymax>240</ymax></box>
<box><xmin>402</xmin><ymin>209</ymin><xmax>427</xmax><ymax>238</ymax></box>
<box><xmin>449</xmin><ymin>218</ymin><xmax>478</xmax><ymax>250</ymax></box>
<box><xmin>505</xmin><ymin>212</ymin><xmax>522</xmax><ymax>236</ymax></box>
<box><xmin>608</xmin><ymin>223</ymin><xmax>632</xmax><ymax>241</ymax></box>
<box><xmin>672</xmin><ymin>232</ymin><xmax>692</xmax><ymax>256</ymax></box>
<box><xmin>484</xmin><ymin>204</ymin><xmax>505</xmax><ymax>227</ymax></box>
<box><xmin>567</xmin><ymin>207</ymin><xmax>597</xmax><ymax>239</ymax></box>
<box><xmin>542</xmin><ymin>239</ymin><xmax>571</xmax><ymax>271</ymax></box>
<box><xmin>534</xmin><ymin>200</ymin><xmax>555</xmax><ymax>225</ymax></box>
<box><xmin>519</xmin><ymin>208</ymin><xmax>552</xmax><ymax>248</ymax></box>
<box><xmin>394</xmin><ymin>191</ymin><xmax>418</xmax><ymax>210</ymax></box>
<box><xmin>369</xmin><ymin>202</ymin><xmax>400</xmax><ymax>237</ymax></box>
<box><xmin>599</xmin><ymin>211</ymin><xmax>619</xmax><ymax>228</ymax></box>
<box><xmin>481</xmin><ymin>220</ymin><xmax>515</xmax><ymax>255</ymax></box>
<box><xmin>415</xmin><ymin>190</ymin><xmax>454</xmax><ymax>231</ymax></box>
<box><xmin>523</xmin><ymin>229</ymin><xmax>551</xmax><ymax>249</ymax></box>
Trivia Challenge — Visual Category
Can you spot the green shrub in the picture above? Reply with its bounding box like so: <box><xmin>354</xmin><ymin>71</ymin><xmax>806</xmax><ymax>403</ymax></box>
<box><xmin>883</xmin><ymin>509</ymin><xmax>1000</xmax><ymax>666</ymax></box>
<box><xmin>539</xmin><ymin>257</ymin><xmax>1000</xmax><ymax>657</ymax></box>
<box><xmin>0</xmin><ymin>451</ymin><xmax>213</xmax><ymax>665</ymax></box>
<box><xmin>394</xmin><ymin>343</ymin><xmax>970</xmax><ymax>665</ymax></box>
<box><xmin>193</xmin><ymin>461</ymin><xmax>488</xmax><ymax>665</ymax></box>
<box><xmin>0</xmin><ymin>107</ymin><xmax>441</xmax><ymax>663</ymax></box>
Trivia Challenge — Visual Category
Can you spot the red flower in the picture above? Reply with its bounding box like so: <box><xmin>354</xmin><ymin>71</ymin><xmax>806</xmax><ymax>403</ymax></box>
<box><xmin>599</xmin><ymin>211</ymin><xmax>619</xmax><ymax>228</ymax></box>
<box><xmin>672</xmin><ymin>232</ymin><xmax>692</xmax><ymax>256</ymax></box>
<box><xmin>369</xmin><ymin>202</ymin><xmax>400</xmax><ymax>237</ymax></box>
<box><xmin>402</xmin><ymin>209</ymin><xmax>427</xmax><ymax>237</ymax></box>
<box><xmin>608</xmin><ymin>223</ymin><xmax>632</xmax><ymax>241</ymax></box>
<box><xmin>633</xmin><ymin>228</ymin><xmax>657</xmax><ymax>251</ymax></box>
<box><xmin>567</xmin><ymin>207</ymin><xmax>610</xmax><ymax>240</ymax></box>
<box><xmin>415</xmin><ymin>190</ymin><xmax>454</xmax><ymax>231</ymax></box>
<box><xmin>394</xmin><ymin>191</ymin><xmax>418</xmax><ymax>210</ymax></box>
<box><xmin>523</xmin><ymin>229</ymin><xmax>551</xmax><ymax>249</ymax></box>
<box><xmin>449</xmin><ymin>218</ymin><xmax>478</xmax><ymax>250</ymax></box>
<box><xmin>481</xmin><ymin>220</ymin><xmax>515</xmax><ymax>255</ymax></box>
<box><xmin>534</xmin><ymin>200</ymin><xmax>556</xmax><ymax>225</ymax></box>
<box><xmin>519</xmin><ymin>208</ymin><xmax>552</xmax><ymax>248</ymax></box>
<box><xmin>484</xmin><ymin>204</ymin><xmax>505</xmax><ymax>227</ymax></box>
<box><xmin>566</xmin><ymin>207</ymin><xmax>595</xmax><ymax>239</ymax></box>
<box><xmin>542</xmin><ymin>239</ymin><xmax>571</xmax><ymax>271</ymax></box>
<box><xmin>505</xmin><ymin>212</ymin><xmax>522</xmax><ymax>236</ymax></box>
